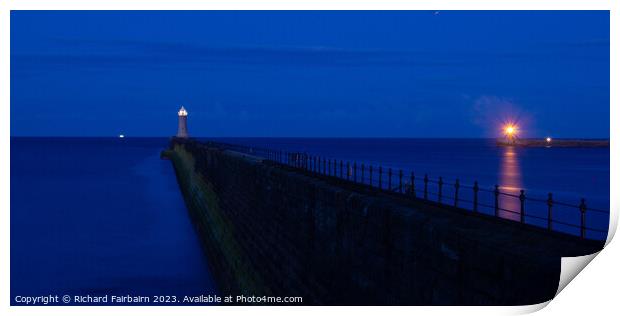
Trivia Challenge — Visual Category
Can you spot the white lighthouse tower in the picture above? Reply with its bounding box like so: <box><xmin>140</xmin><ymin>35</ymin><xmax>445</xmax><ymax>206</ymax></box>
<box><xmin>176</xmin><ymin>106</ymin><xmax>189</xmax><ymax>138</ymax></box>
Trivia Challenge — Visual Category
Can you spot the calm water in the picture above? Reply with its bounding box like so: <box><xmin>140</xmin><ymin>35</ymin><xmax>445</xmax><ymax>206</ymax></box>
<box><xmin>11</xmin><ymin>137</ymin><xmax>216</xmax><ymax>305</ymax></box>
<box><xmin>10</xmin><ymin>137</ymin><xmax>610</xmax><ymax>302</ymax></box>
<box><xmin>210</xmin><ymin>137</ymin><xmax>610</xmax><ymax>239</ymax></box>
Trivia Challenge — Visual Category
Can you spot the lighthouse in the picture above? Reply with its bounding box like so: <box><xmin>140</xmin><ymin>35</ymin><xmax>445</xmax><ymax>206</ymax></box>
<box><xmin>176</xmin><ymin>106</ymin><xmax>189</xmax><ymax>138</ymax></box>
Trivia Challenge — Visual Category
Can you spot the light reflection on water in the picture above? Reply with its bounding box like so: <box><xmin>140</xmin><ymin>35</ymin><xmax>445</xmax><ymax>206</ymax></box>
<box><xmin>498</xmin><ymin>146</ymin><xmax>522</xmax><ymax>221</ymax></box>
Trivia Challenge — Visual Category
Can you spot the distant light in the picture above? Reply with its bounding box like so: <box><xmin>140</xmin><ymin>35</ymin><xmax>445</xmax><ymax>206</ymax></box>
<box><xmin>119</xmin><ymin>134</ymin><xmax>125</xmax><ymax>138</ymax></box>
<box><xmin>503</xmin><ymin>124</ymin><xmax>518</xmax><ymax>137</ymax></box>
<box><xmin>546</xmin><ymin>137</ymin><xmax>552</xmax><ymax>143</ymax></box>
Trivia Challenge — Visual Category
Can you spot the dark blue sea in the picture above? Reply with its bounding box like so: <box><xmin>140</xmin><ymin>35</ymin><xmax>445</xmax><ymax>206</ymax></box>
<box><xmin>10</xmin><ymin>137</ymin><xmax>610</xmax><ymax>304</ymax></box>
<box><xmin>11</xmin><ymin>137</ymin><xmax>216</xmax><ymax>305</ymax></box>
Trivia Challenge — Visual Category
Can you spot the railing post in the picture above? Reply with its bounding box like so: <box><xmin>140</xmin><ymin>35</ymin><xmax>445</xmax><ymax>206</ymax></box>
<box><xmin>312</xmin><ymin>156</ymin><xmax>316</xmax><ymax>173</ymax></box>
<box><xmin>399</xmin><ymin>170</ymin><xmax>403</xmax><ymax>193</ymax></box>
<box><xmin>310</xmin><ymin>156</ymin><xmax>316</xmax><ymax>173</ymax></box>
<box><xmin>333</xmin><ymin>158</ymin><xmax>337</xmax><ymax>176</ymax></box>
<box><xmin>315</xmin><ymin>157</ymin><xmax>319</xmax><ymax>172</ymax></box>
<box><xmin>473</xmin><ymin>181</ymin><xmax>479</xmax><ymax>212</ymax></box>
<box><xmin>547</xmin><ymin>193</ymin><xmax>553</xmax><ymax>230</ymax></box>
<box><xmin>454</xmin><ymin>179</ymin><xmax>460</xmax><ymax>207</ymax></box>
<box><xmin>519</xmin><ymin>190</ymin><xmax>525</xmax><ymax>223</ymax></box>
<box><xmin>423</xmin><ymin>174</ymin><xmax>429</xmax><ymax>199</ymax></box>
<box><xmin>369</xmin><ymin>165</ymin><xmax>373</xmax><ymax>187</ymax></box>
<box><xmin>340</xmin><ymin>160</ymin><xmax>343</xmax><ymax>178</ymax></box>
<box><xmin>346</xmin><ymin>162</ymin><xmax>350</xmax><ymax>180</ymax></box>
<box><xmin>494</xmin><ymin>185</ymin><xmax>500</xmax><ymax>217</ymax></box>
<box><xmin>378</xmin><ymin>166</ymin><xmax>383</xmax><ymax>189</ymax></box>
<box><xmin>580</xmin><ymin>198</ymin><xmax>587</xmax><ymax>238</ymax></box>
<box><xmin>323</xmin><ymin>157</ymin><xmax>326</xmax><ymax>175</ymax></box>
<box><xmin>361</xmin><ymin>163</ymin><xmax>365</xmax><ymax>185</ymax></box>
<box><xmin>438</xmin><ymin>176</ymin><xmax>443</xmax><ymax>203</ymax></box>
<box><xmin>410</xmin><ymin>172</ymin><xmax>415</xmax><ymax>197</ymax></box>
<box><xmin>353</xmin><ymin>162</ymin><xmax>357</xmax><ymax>183</ymax></box>
<box><xmin>388</xmin><ymin>168</ymin><xmax>392</xmax><ymax>191</ymax></box>
<box><xmin>328</xmin><ymin>159</ymin><xmax>332</xmax><ymax>176</ymax></box>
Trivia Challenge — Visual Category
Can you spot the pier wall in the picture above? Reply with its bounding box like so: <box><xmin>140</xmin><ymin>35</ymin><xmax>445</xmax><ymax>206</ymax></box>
<box><xmin>164</xmin><ymin>139</ymin><xmax>602</xmax><ymax>305</ymax></box>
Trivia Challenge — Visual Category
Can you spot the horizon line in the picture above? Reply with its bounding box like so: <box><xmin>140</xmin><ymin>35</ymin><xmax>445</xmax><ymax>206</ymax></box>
<box><xmin>9</xmin><ymin>135</ymin><xmax>611</xmax><ymax>140</ymax></box>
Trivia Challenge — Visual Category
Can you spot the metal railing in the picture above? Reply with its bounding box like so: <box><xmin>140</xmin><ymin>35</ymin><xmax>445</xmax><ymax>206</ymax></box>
<box><xmin>203</xmin><ymin>140</ymin><xmax>609</xmax><ymax>240</ymax></box>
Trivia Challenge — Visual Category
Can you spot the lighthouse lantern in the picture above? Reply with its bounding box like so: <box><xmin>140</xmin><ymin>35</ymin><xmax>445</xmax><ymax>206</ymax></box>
<box><xmin>176</xmin><ymin>106</ymin><xmax>189</xmax><ymax>138</ymax></box>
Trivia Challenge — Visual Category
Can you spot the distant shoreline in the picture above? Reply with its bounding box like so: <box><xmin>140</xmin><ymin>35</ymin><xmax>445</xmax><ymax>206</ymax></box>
<box><xmin>497</xmin><ymin>138</ymin><xmax>610</xmax><ymax>148</ymax></box>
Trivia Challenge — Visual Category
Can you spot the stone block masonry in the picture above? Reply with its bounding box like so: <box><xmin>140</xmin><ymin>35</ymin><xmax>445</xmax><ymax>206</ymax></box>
<box><xmin>163</xmin><ymin>139</ymin><xmax>603</xmax><ymax>305</ymax></box>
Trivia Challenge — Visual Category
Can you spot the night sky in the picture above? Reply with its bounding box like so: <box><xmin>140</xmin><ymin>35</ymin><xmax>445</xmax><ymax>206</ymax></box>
<box><xmin>11</xmin><ymin>11</ymin><xmax>609</xmax><ymax>138</ymax></box>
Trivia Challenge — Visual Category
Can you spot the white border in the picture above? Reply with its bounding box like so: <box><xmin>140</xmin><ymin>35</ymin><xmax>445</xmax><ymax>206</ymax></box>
<box><xmin>1</xmin><ymin>1</ymin><xmax>616</xmax><ymax>315</ymax></box>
